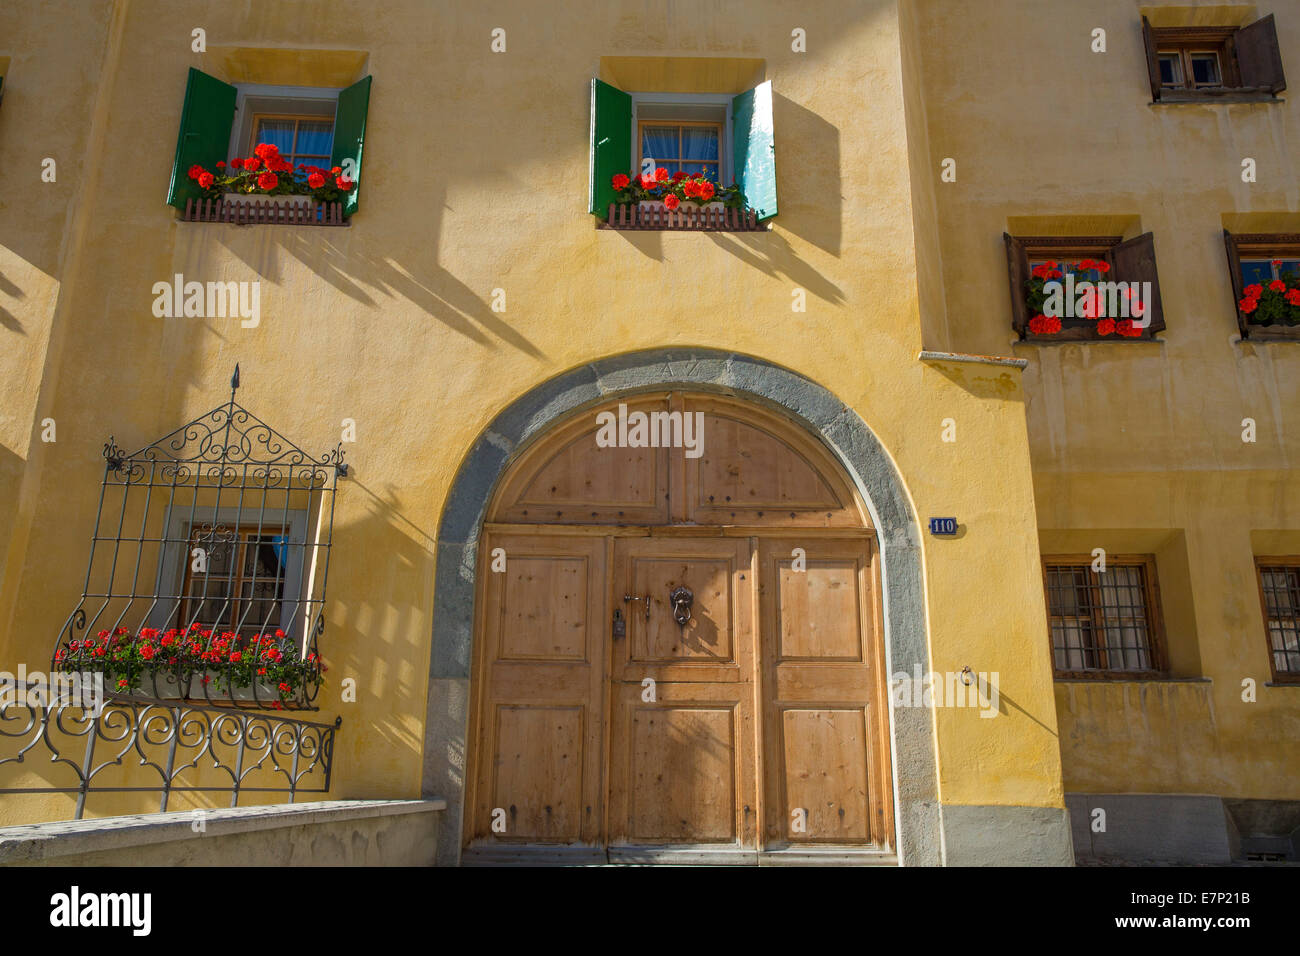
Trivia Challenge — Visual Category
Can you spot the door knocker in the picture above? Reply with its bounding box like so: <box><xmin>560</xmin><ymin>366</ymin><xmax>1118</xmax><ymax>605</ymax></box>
<box><xmin>669</xmin><ymin>586</ymin><xmax>694</xmax><ymax>626</ymax></box>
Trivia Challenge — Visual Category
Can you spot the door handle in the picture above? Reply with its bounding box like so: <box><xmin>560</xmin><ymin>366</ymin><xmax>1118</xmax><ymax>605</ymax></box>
<box><xmin>623</xmin><ymin>594</ymin><xmax>650</xmax><ymax>619</ymax></box>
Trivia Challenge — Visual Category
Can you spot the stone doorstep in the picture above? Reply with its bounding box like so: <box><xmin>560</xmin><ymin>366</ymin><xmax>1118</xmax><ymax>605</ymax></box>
<box><xmin>0</xmin><ymin>798</ymin><xmax>447</xmax><ymax>865</ymax></box>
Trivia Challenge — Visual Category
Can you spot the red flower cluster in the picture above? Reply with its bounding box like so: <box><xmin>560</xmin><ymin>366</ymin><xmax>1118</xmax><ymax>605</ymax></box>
<box><xmin>186</xmin><ymin>143</ymin><xmax>353</xmax><ymax>201</ymax></box>
<box><xmin>1027</xmin><ymin>314</ymin><xmax>1062</xmax><ymax>335</ymax></box>
<box><xmin>683</xmin><ymin>178</ymin><xmax>715</xmax><ymax>201</ymax></box>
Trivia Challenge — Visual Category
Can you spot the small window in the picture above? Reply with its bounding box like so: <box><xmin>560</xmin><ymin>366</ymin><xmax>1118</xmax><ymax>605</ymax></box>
<box><xmin>179</xmin><ymin>525</ymin><xmax>291</xmax><ymax>639</ymax></box>
<box><xmin>167</xmin><ymin>68</ymin><xmax>370</xmax><ymax>220</ymax></box>
<box><xmin>1256</xmin><ymin>559</ymin><xmax>1300</xmax><ymax>683</ymax></box>
<box><xmin>1003</xmin><ymin>233</ymin><xmax>1166</xmax><ymax>340</ymax></box>
<box><xmin>1142</xmin><ymin>16</ymin><xmax>1286</xmax><ymax>101</ymax></box>
<box><xmin>589</xmin><ymin>78</ymin><xmax>776</xmax><ymax>229</ymax></box>
<box><xmin>1043</xmin><ymin>556</ymin><xmax>1166</xmax><ymax>679</ymax></box>
<box><xmin>1222</xmin><ymin>231</ymin><xmax>1300</xmax><ymax>339</ymax></box>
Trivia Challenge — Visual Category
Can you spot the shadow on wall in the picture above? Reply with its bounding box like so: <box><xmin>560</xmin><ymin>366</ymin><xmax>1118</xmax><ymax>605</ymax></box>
<box><xmin>0</xmin><ymin>270</ymin><xmax>24</xmax><ymax>334</ymax></box>
<box><xmin>323</xmin><ymin>474</ymin><xmax>439</xmax><ymax>788</ymax></box>
<box><xmin>210</xmin><ymin>184</ymin><xmax>546</xmax><ymax>360</ymax></box>
<box><xmin>771</xmin><ymin>92</ymin><xmax>841</xmax><ymax>258</ymax></box>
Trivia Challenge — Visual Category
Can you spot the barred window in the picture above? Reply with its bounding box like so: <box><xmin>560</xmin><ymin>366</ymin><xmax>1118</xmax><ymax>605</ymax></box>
<box><xmin>1043</xmin><ymin>556</ymin><xmax>1166</xmax><ymax>678</ymax></box>
<box><xmin>1256</xmin><ymin>559</ymin><xmax>1300</xmax><ymax>681</ymax></box>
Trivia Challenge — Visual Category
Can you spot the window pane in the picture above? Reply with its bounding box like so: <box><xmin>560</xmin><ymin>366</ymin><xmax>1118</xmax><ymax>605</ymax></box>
<box><xmin>681</xmin><ymin>127</ymin><xmax>719</xmax><ymax>161</ymax></box>
<box><xmin>1190</xmin><ymin>54</ymin><xmax>1220</xmax><ymax>85</ymax></box>
<box><xmin>680</xmin><ymin>162</ymin><xmax>718</xmax><ymax>182</ymax></box>
<box><xmin>1279</xmin><ymin>260</ymin><xmax>1300</xmax><ymax>281</ymax></box>
<box><xmin>641</xmin><ymin>126</ymin><xmax>678</xmax><ymax>164</ymax></box>
<box><xmin>1240</xmin><ymin>260</ymin><xmax>1273</xmax><ymax>286</ymax></box>
<box><xmin>1158</xmin><ymin>55</ymin><xmax>1182</xmax><ymax>86</ymax></box>
<box><xmin>295</xmin><ymin>120</ymin><xmax>334</xmax><ymax>159</ymax></box>
<box><xmin>253</xmin><ymin>118</ymin><xmax>295</xmax><ymax>154</ymax></box>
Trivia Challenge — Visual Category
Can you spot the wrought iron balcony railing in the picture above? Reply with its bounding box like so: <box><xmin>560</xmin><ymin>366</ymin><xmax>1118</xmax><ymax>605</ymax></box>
<box><xmin>0</xmin><ymin>681</ymin><xmax>340</xmax><ymax>819</ymax></box>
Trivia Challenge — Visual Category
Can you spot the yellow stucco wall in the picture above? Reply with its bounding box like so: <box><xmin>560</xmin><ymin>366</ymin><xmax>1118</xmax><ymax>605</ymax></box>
<box><xmin>915</xmin><ymin>0</ymin><xmax>1300</xmax><ymax>798</ymax></box>
<box><xmin>12</xmin><ymin>0</ymin><xmax>1291</xmax><ymax>836</ymax></box>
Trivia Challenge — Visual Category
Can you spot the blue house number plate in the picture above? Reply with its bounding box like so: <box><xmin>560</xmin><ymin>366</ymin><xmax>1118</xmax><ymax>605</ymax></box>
<box><xmin>929</xmin><ymin>517</ymin><xmax>958</xmax><ymax>536</ymax></box>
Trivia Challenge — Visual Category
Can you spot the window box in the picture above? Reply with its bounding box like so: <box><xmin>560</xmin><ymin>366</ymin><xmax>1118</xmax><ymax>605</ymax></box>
<box><xmin>1004</xmin><ymin>233</ymin><xmax>1166</xmax><ymax>341</ymax></box>
<box><xmin>589</xmin><ymin>78</ymin><xmax>776</xmax><ymax>231</ymax></box>
<box><xmin>167</xmin><ymin>68</ymin><xmax>370</xmax><ymax>221</ymax></box>
<box><xmin>1142</xmin><ymin>15</ymin><xmax>1286</xmax><ymax>103</ymax></box>
<box><xmin>603</xmin><ymin>201</ymin><xmax>763</xmax><ymax>232</ymax></box>
<box><xmin>1043</xmin><ymin>555</ymin><xmax>1168</xmax><ymax>679</ymax></box>
<box><xmin>1223</xmin><ymin>231</ymin><xmax>1300</xmax><ymax>340</ymax></box>
<box><xmin>181</xmin><ymin>194</ymin><xmax>348</xmax><ymax>226</ymax></box>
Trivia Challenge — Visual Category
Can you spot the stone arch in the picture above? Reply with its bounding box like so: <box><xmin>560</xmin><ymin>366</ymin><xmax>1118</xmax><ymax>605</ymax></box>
<box><xmin>423</xmin><ymin>349</ymin><xmax>939</xmax><ymax>865</ymax></box>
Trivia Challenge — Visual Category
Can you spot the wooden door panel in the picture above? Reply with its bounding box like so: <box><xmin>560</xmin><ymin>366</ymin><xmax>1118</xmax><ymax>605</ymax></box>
<box><xmin>608</xmin><ymin>538</ymin><xmax>757</xmax><ymax>847</ymax></box>
<box><xmin>468</xmin><ymin>533</ymin><xmax>606</xmax><ymax>847</ymax></box>
<box><xmin>681</xmin><ymin>396</ymin><xmax>866</xmax><ymax>528</ymax></box>
<box><xmin>608</xmin><ymin>682</ymin><xmax>755</xmax><ymax>846</ymax></box>
<box><xmin>779</xmin><ymin>708</ymin><xmax>872</xmax><ymax>842</ymax></box>
<box><xmin>616</xmin><ymin>537</ymin><xmax>751</xmax><ymax>684</ymax></box>
<box><xmin>489</xmin><ymin>705</ymin><xmax>586</xmax><ymax>842</ymax></box>
<box><xmin>631</xmin><ymin>555</ymin><xmax>735</xmax><ymax>665</ymax></box>
<box><xmin>491</xmin><ymin>395</ymin><xmax>671</xmax><ymax>525</ymax></box>
<box><xmin>759</xmin><ymin>538</ymin><xmax>893</xmax><ymax>849</ymax></box>
<box><xmin>497</xmin><ymin>554</ymin><xmax>590</xmax><ymax>660</ymax></box>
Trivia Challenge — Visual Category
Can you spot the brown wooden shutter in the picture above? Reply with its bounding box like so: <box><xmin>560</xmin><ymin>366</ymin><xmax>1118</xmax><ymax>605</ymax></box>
<box><xmin>1004</xmin><ymin>232</ymin><xmax>1029</xmax><ymax>338</ymax></box>
<box><xmin>1236</xmin><ymin>14</ymin><xmax>1287</xmax><ymax>93</ymax></box>
<box><xmin>1111</xmin><ymin>232</ymin><xmax>1165</xmax><ymax>334</ymax></box>
<box><xmin>1222</xmin><ymin>230</ymin><xmax>1251</xmax><ymax>339</ymax></box>
<box><xmin>1141</xmin><ymin>17</ymin><xmax>1162</xmax><ymax>101</ymax></box>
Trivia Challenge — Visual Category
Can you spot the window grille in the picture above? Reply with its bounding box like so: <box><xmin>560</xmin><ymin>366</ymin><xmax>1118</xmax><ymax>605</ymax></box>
<box><xmin>51</xmin><ymin>367</ymin><xmax>345</xmax><ymax>710</ymax></box>
<box><xmin>1043</xmin><ymin>557</ymin><xmax>1165</xmax><ymax>678</ymax></box>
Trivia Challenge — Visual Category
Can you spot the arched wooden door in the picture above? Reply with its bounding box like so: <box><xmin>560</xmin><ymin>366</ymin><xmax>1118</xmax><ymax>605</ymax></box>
<box><xmin>463</xmin><ymin>392</ymin><xmax>895</xmax><ymax>864</ymax></box>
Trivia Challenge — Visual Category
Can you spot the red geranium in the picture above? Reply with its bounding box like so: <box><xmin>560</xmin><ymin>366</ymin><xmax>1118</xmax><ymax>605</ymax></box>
<box><xmin>611</xmin><ymin>173</ymin><xmax>630</xmax><ymax>190</ymax></box>
<box><xmin>654</xmin><ymin>167</ymin><xmax>669</xmax><ymax>182</ymax></box>
<box><xmin>307</xmin><ymin>172</ymin><xmax>326</xmax><ymax>189</ymax></box>
<box><xmin>1244</xmin><ymin>283</ymin><xmax>1264</xmax><ymax>298</ymax></box>
<box><xmin>1028</xmin><ymin>314</ymin><xmax>1062</xmax><ymax>335</ymax></box>
<box><xmin>1096</xmin><ymin>318</ymin><xmax>1116</xmax><ymax>336</ymax></box>
<box><xmin>257</xmin><ymin>171</ymin><xmax>279</xmax><ymax>190</ymax></box>
<box><xmin>254</xmin><ymin>142</ymin><xmax>280</xmax><ymax>160</ymax></box>
<box><xmin>664</xmin><ymin>194</ymin><xmax>680</xmax><ymax>210</ymax></box>
<box><xmin>197</xmin><ymin>172</ymin><xmax>214</xmax><ymax>189</ymax></box>
<box><xmin>1239</xmin><ymin>296</ymin><xmax>1259</xmax><ymax>314</ymax></box>
<box><xmin>187</xmin><ymin>164</ymin><xmax>203</xmax><ymax>180</ymax></box>
<box><xmin>335</xmin><ymin>176</ymin><xmax>354</xmax><ymax>191</ymax></box>
<box><xmin>1115</xmin><ymin>319</ymin><xmax>1141</xmax><ymax>337</ymax></box>
<box><xmin>243</xmin><ymin>157</ymin><xmax>261</xmax><ymax>172</ymax></box>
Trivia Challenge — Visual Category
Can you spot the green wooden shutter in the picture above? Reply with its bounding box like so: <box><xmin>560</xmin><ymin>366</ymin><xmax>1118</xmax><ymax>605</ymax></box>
<box><xmin>331</xmin><ymin>75</ymin><xmax>372</xmax><ymax>218</ymax></box>
<box><xmin>732</xmin><ymin>80</ymin><xmax>777</xmax><ymax>221</ymax></box>
<box><xmin>589</xmin><ymin>79</ymin><xmax>632</xmax><ymax>218</ymax></box>
<box><xmin>167</xmin><ymin>68</ymin><xmax>236</xmax><ymax>209</ymax></box>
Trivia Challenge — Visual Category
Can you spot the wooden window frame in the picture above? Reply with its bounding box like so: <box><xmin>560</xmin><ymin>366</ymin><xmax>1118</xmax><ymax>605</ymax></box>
<box><xmin>1004</xmin><ymin>234</ymin><xmax>1166</xmax><ymax>341</ymax></box>
<box><xmin>1222</xmin><ymin>231</ymin><xmax>1300</xmax><ymax>340</ymax></box>
<box><xmin>1143</xmin><ymin>16</ymin><xmax>1287</xmax><ymax>102</ymax></box>
<box><xmin>1154</xmin><ymin>28</ymin><xmax>1241</xmax><ymax>90</ymax></box>
<box><xmin>249</xmin><ymin>112</ymin><xmax>334</xmax><ymax>169</ymax></box>
<box><xmin>179</xmin><ymin>524</ymin><xmax>289</xmax><ymax>639</ymax></box>
<box><xmin>637</xmin><ymin>119</ymin><xmax>723</xmax><ymax>181</ymax></box>
<box><xmin>1254</xmin><ymin>556</ymin><xmax>1300</xmax><ymax>684</ymax></box>
<box><xmin>1042</xmin><ymin>554</ymin><xmax>1169</xmax><ymax>680</ymax></box>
